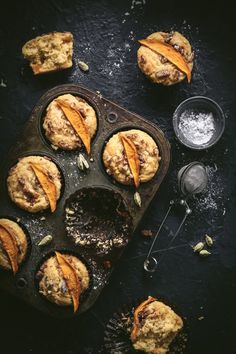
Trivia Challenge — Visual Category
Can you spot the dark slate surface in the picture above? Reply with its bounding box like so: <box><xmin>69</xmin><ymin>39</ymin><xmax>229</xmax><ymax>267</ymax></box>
<box><xmin>0</xmin><ymin>1</ymin><xmax>236</xmax><ymax>353</ymax></box>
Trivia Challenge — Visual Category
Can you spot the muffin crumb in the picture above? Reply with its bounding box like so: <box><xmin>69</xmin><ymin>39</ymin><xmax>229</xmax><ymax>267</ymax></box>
<box><xmin>22</xmin><ymin>32</ymin><xmax>73</xmax><ymax>74</ymax></box>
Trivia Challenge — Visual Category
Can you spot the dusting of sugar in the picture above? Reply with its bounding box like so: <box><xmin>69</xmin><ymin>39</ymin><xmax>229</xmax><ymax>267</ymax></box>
<box><xmin>195</xmin><ymin>165</ymin><xmax>225</xmax><ymax>212</ymax></box>
<box><xmin>101</xmin><ymin>0</ymin><xmax>145</xmax><ymax>77</ymax></box>
<box><xmin>178</xmin><ymin>110</ymin><xmax>215</xmax><ymax>145</ymax></box>
<box><xmin>89</xmin><ymin>259</ymin><xmax>110</xmax><ymax>291</ymax></box>
<box><xmin>0</xmin><ymin>78</ymin><xmax>7</xmax><ymax>88</ymax></box>
<box><xmin>99</xmin><ymin>34</ymin><xmax>135</xmax><ymax>78</ymax></box>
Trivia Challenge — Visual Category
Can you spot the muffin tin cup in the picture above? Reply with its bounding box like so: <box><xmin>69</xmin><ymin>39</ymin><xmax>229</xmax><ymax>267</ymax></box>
<box><xmin>35</xmin><ymin>249</ymin><xmax>94</xmax><ymax>316</ymax></box>
<box><xmin>3</xmin><ymin>151</ymin><xmax>66</xmax><ymax>215</ymax></box>
<box><xmin>0</xmin><ymin>84</ymin><xmax>170</xmax><ymax>317</ymax></box>
<box><xmin>64</xmin><ymin>186</ymin><xmax>133</xmax><ymax>259</ymax></box>
<box><xmin>0</xmin><ymin>216</ymin><xmax>32</xmax><ymax>274</ymax></box>
<box><xmin>104</xmin><ymin>297</ymin><xmax>188</xmax><ymax>354</ymax></box>
<box><xmin>37</xmin><ymin>86</ymin><xmax>102</xmax><ymax>152</ymax></box>
<box><xmin>100</xmin><ymin>124</ymin><xmax>165</xmax><ymax>189</ymax></box>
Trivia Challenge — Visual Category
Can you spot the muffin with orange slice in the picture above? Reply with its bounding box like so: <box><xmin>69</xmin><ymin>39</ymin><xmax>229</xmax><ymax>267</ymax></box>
<box><xmin>7</xmin><ymin>155</ymin><xmax>62</xmax><ymax>213</ymax></box>
<box><xmin>131</xmin><ymin>297</ymin><xmax>183</xmax><ymax>353</ymax></box>
<box><xmin>0</xmin><ymin>218</ymin><xmax>28</xmax><ymax>274</ymax></box>
<box><xmin>138</xmin><ymin>31</ymin><xmax>194</xmax><ymax>86</ymax></box>
<box><xmin>43</xmin><ymin>93</ymin><xmax>97</xmax><ymax>152</ymax></box>
<box><xmin>36</xmin><ymin>252</ymin><xmax>90</xmax><ymax>312</ymax></box>
<box><xmin>103</xmin><ymin>129</ymin><xmax>161</xmax><ymax>187</ymax></box>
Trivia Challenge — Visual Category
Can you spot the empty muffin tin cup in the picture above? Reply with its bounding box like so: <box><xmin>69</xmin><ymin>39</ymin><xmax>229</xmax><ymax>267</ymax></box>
<box><xmin>173</xmin><ymin>96</ymin><xmax>225</xmax><ymax>150</ymax></box>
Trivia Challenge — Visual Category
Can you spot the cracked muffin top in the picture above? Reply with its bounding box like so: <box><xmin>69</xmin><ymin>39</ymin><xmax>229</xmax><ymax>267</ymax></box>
<box><xmin>7</xmin><ymin>155</ymin><xmax>62</xmax><ymax>213</ymax></box>
<box><xmin>137</xmin><ymin>31</ymin><xmax>194</xmax><ymax>86</ymax></box>
<box><xmin>43</xmin><ymin>94</ymin><xmax>97</xmax><ymax>151</ymax></box>
<box><xmin>36</xmin><ymin>252</ymin><xmax>90</xmax><ymax>311</ymax></box>
<box><xmin>103</xmin><ymin>129</ymin><xmax>161</xmax><ymax>186</ymax></box>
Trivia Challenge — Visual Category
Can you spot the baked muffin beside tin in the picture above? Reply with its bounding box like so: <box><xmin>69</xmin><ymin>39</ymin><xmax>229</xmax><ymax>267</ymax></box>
<box><xmin>138</xmin><ymin>31</ymin><xmax>194</xmax><ymax>86</ymax></box>
<box><xmin>104</xmin><ymin>297</ymin><xmax>185</xmax><ymax>354</ymax></box>
<box><xmin>103</xmin><ymin>129</ymin><xmax>161</xmax><ymax>186</ymax></box>
<box><xmin>43</xmin><ymin>93</ymin><xmax>97</xmax><ymax>151</ymax></box>
<box><xmin>131</xmin><ymin>297</ymin><xmax>183</xmax><ymax>353</ymax></box>
<box><xmin>7</xmin><ymin>155</ymin><xmax>62</xmax><ymax>213</ymax></box>
<box><xmin>0</xmin><ymin>218</ymin><xmax>28</xmax><ymax>274</ymax></box>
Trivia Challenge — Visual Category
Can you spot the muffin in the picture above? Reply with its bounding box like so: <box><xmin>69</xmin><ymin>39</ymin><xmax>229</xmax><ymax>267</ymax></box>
<box><xmin>138</xmin><ymin>31</ymin><xmax>194</xmax><ymax>86</ymax></box>
<box><xmin>103</xmin><ymin>129</ymin><xmax>161</xmax><ymax>186</ymax></box>
<box><xmin>36</xmin><ymin>252</ymin><xmax>90</xmax><ymax>312</ymax></box>
<box><xmin>43</xmin><ymin>93</ymin><xmax>97</xmax><ymax>151</ymax></box>
<box><xmin>7</xmin><ymin>156</ymin><xmax>62</xmax><ymax>213</ymax></box>
<box><xmin>131</xmin><ymin>297</ymin><xmax>183</xmax><ymax>354</ymax></box>
<box><xmin>22</xmin><ymin>32</ymin><xmax>73</xmax><ymax>74</ymax></box>
<box><xmin>0</xmin><ymin>218</ymin><xmax>28</xmax><ymax>274</ymax></box>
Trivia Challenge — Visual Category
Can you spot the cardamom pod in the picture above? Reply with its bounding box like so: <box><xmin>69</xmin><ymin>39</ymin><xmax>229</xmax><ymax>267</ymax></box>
<box><xmin>205</xmin><ymin>234</ymin><xmax>213</xmax><ymax>246</ymax></box>
<box><xmin>134</xmin><ymin>191</ymin><xmax>141</xmax><ymax>207</ymax></box>
<box><xmin>199</xmin><ymin>249</ymin><xmax>211</xmax><ymax>257</ymax></box>
<box><xmin>38</xmin><ymin>235</ymin><xmax>53</xmax><ymax>247</ymax></box>
<box><xmin>77</xmin><ymin>154</ymin><xmax>90</xmax><ymax>171</ymax></box>
<box><xmin>78</xmin><ymin>61</ymin><xmax>89</xmax><ymax>72</ymax></box>
<box><xmin>193</xmin><ymin>242</ymin><xmax>205</xmax><ymax>253</ymax></box>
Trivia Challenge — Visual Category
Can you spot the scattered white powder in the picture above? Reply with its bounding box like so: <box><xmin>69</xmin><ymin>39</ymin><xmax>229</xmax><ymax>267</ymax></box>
<box><xmin>0</xmin><ymin>78</ymin><xmax>7</xmax><ymax>88</ymax></box>
<box><xmin>195</xmin><ymin>165</ymin><xmax>224</xmax><ymax>212</ymax></box>
<box><xmin>99</xmin><ymin>36</ymin><xmax>134</xmax><ymax>78</ymax></box>
<box><xmin>178</xmin><ymin>110</ymin><xmax>215</xmax><ymax>145</ymax></box>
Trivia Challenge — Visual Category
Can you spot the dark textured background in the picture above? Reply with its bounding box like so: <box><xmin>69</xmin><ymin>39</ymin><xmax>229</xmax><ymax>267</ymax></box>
<box><xmin>0</xmin><ymin>1</ymin><xmax>236</xmax><ymax>353</ymax></box>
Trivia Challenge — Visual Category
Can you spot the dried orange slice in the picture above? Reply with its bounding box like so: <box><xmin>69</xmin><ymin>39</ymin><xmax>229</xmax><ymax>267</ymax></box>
<box><xmin>55</xmin><ymin>252</ymin><xmax>80</xmax><ymax>313</ymax></box>
<box><xmin>30</xmin><ymin>163</ymin><xmax>57</xmax><ymax>212</ymax></box>
<box><xmin>56</xmin><ymin>99</ymin><xmax>91</xmax><ymax>154</ymax></box>
<box><xmin>120</xmin><ymin>134</ymin><xmax>140</xmax><ymax>188</ymax></box>
<box><xmin>0</xmin><ymin>222</ymin><xmax>19</xmax><ymax>274</ymax></box>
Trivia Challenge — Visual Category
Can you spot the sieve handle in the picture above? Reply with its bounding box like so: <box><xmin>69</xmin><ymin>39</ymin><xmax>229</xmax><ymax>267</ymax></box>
<box><xmin>143</xmin><ymin>199</ymin><xmax>192</xmax><ymax>273</ymax></box>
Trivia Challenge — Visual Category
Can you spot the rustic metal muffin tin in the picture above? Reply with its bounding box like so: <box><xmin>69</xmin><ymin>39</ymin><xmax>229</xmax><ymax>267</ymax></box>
<box><xmin>0</xmin><ymin>84</ymin><xmax>170</xmax><ymax>317</ymax></box>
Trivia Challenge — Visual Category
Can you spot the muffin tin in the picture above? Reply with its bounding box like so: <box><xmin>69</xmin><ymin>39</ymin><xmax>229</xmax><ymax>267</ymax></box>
<box><xmin>0</xmin><ymin>84</ymin><xmax>170</xmax><ymax>317</ymax></box>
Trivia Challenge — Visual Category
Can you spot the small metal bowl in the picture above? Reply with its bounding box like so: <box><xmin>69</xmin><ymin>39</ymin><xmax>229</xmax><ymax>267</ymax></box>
<box><xmin>173</xmin><ymin>96</ymin><xmax>225</xmax><ymax>150</ymax></box>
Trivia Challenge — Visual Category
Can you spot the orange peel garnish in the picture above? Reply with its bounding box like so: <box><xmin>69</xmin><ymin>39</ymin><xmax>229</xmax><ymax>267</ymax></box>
<box><xmin>30</xmin><ymin>163</ymin><xmax>57</xmax><ymax>212</ymax></box>
<box><xmin>55</xmin><ymin>252</ymin><xmax>80</xmax><ymax>313</ymax></box>
<box><xmin>0</xmin><ymin>221</ymin><xmax>19</xmax><ymax>274</ymax></box>
<box><xmin>56</xmin><ymin>99</ymin><xmax>91</xmax><ymax>154</ymax></box>
<box><xmin>120</xmin><ymin>134</ymin><xmax>140</xmax><ymax>188</ymax></box>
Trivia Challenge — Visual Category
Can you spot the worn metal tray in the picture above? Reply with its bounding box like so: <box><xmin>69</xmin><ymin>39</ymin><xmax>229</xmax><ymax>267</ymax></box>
<box><xmin>0</xmin><ymin>84</ymin><xmax>170</xmax><ymax>317</ymax></box>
